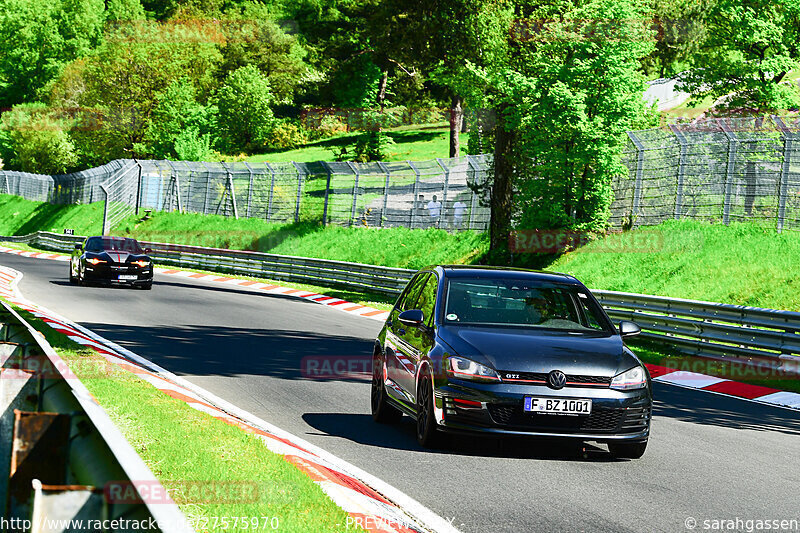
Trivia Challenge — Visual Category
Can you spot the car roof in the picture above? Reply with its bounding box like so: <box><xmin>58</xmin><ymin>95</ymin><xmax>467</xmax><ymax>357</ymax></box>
<box><xmin>429</xmin><ymin>265</ymin><xmax>579</xmax><ymax>285</ymax></box>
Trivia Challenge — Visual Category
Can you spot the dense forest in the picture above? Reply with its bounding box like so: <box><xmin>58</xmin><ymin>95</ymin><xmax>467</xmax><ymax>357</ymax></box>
<box><xmin>1</xmin><ymin>0</ymin><xmax>798</xmax><ymax>247</ymax></box>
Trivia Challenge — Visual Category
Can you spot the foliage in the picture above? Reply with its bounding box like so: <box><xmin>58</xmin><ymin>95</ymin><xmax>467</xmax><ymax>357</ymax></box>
<box><xmin>216</xmin><ymin>65</ymin><xmax>276</xmax><ymax>152</ymax></box>
<box><xmin>0</xmin><ymin>104</ymin><xmax>79</xmax><ymax>174</ymax></box>
<box><xmin>137</xmin><ymin>78</ymin><xmax>216</xmax><ymax>160</ymax></box>
<box><xmin>266</xmin><ymin>121</ymin><xmax>308</xmax><ymax>150</ymax></box>
<box><xmin>678</xmin><ymin>0</ymin><xmax>800</xmax><ymax>112</ymax></box>
<box><xmin>640</xmin><ymin>0</ymin><xmax>711</xmax><ymax>79</ymax></box>
<box><xmin>0</xmin><ymin>0</ymin><xmax>105</xmax><ymax>107</ymax></box>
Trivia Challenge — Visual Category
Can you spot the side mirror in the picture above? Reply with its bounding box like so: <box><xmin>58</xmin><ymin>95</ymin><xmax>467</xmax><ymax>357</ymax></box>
<box><xmin>144</xmin><ymin>248</ymin><xmax>152</xmax><ymax>254</ymax></box>
<box><xmin>398</xmin><ymin>309</ymin><xmax>425</xmax><ymax>327</ymax></box>
<box><xmin>74</xmin><ymin>243</ymin><xmax>83</xmax><ymax>250</ymax></box>
<box><xmin>618</xmin><ymin>320</ymin><xmax>641</xmax><ymax>338</ymax></box>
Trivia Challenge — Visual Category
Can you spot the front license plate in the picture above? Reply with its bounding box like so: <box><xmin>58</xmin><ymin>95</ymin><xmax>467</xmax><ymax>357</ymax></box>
<box><xmin>118</xmin><ymin>275</ymin><xmax>138</xmax><ymax>280</ymax></box>
<box><xmin>524</xmin><ymin>397</ymin><xmax>592</xmax><ymax>415</ymax></box>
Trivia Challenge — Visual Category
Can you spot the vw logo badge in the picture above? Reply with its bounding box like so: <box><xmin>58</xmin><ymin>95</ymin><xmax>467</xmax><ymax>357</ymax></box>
<box><xmin>547</xmin><ymin>370</ymin><xmax>567</xmax><ymax>390</ymax></box>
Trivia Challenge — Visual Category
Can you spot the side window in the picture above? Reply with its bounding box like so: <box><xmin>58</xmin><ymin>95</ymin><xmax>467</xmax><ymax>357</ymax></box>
<box><xmin>416</xmin><ymin>274</ymin><xmax>439</xmax><ymax>326</ymax></box>
<box><xmin>396</xmin><ymin>273</ymin><xmax>429</xmax><ymax>312</ymax></box>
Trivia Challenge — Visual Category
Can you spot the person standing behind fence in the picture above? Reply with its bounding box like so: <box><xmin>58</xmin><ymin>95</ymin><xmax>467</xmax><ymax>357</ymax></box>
<box><xmin>427</xmin><ymin>195</ymin><xmax>442</xmax><ymax>228</ymax></box>
<box><xmin>453</xmin><ymin>200</ymin><xmax>466</xmax><ymax>229</ymax></box>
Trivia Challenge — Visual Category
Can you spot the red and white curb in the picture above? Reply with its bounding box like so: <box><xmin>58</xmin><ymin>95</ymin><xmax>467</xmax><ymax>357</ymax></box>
<box><xmin>0</xmin><ymin>245</ymin><xmax>390</xmax><ymax>322</ymax></box>
<box><xmin>0</xmin><ymin>265</ymin><xmax>456</xmax><ymax>533</ymax></box>
<box><xmin>643</xmin><ymin>364</ymin><xmax>800</xmax><ymax>409</ymax></box>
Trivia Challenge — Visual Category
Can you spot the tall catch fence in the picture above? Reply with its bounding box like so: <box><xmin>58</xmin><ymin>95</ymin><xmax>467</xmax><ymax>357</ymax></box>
<box><xmin>1</xmin><ymin>116</ymin><xmax>799</xmax><ymax>234</ymax></box>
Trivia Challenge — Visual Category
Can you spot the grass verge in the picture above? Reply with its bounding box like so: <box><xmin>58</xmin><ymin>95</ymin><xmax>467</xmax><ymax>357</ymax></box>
<box><xmin>12</xmin><ymin>307</ymin><xmax>362</xmax><ymax>532</ymax></box>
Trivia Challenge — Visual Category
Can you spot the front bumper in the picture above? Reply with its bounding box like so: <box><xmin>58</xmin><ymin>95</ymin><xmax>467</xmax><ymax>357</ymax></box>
<box><xmin>83</xmin><ymin>264</ymin><xmax>152</xmax><ymax>285</ymax></box>
<box><xmin>435</xmin><ymin>379</ymin><xmax>651</xmax><ymax>442</ymax></box>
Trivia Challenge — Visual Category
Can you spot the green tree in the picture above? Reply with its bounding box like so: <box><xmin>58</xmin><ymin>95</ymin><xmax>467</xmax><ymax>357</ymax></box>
<box><xmin>640</xmin><ymin>0</ymin><xmax>711</xmax><ymax>78</ymax></box>
<box><xmin>216</xmin><ymin>65</ymin><xmax>276</xmax><ymax>152</ymax></box>
<box><xmin>137</xmin><ymin>78</ymin><xmax>215</xmax><ymax>160</ymax></box>
<box><xmin>0</xmin><ymin>0</ymin><xmax>105</xmax><ymax>107</ymax></box>
<box><xmin>475</xmin><ymin>0</ymin><xmax>656</xmax><ymax>258</ymax></box>
<box><xmin>679</xmin><ymin>0</ymin><xmax>800</xmax><ymax>112</ymax></box>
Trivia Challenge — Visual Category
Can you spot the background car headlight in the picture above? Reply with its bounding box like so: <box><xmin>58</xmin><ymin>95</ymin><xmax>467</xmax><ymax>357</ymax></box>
<box><xmin>610</xmin><ymin>366</ymin><xmax>647</xmax><ymax>390</ymax></box>
<box><xmin>447</xmin><ymin>356</ymin><xmax>501</xmax><ymax>382</ymax></box>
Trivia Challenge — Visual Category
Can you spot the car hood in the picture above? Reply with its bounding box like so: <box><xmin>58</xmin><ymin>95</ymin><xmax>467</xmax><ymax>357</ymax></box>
<box><xmin>87</xmin><ymin>251</ymin><xmax>149</xmax><ymax>264</ymax></box>
<box><xmin>437</xmin><ymin>325</ymin><xmax>635</xmax><ymax>377</ymax></box>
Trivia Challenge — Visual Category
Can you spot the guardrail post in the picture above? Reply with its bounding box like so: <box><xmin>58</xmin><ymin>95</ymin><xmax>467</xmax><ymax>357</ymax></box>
<box><xmin>669</xmin><ymin>125</ymin><xmax>688</xmax><ymax>220</ymax></box>
<box><xmin>408</xmin><ymin>161</ymin><xmax>421</xmax><ymax>229</ymax></box>
<box><xmin>292</xmin><ymin>162</ymin><xmax>305</xmax><ymax>223</ymax></box>
<box><xmin>721</xmin><ymin>122</ymin><xmax>738</xmax><ymax>226</ymax></box>
<box><xmin>347</xmin><ymin>162</ymin><xmax>360</xmax><ymax>227</ymax></box>
<box><xmin>322</xmin><ymin>162</ymin><xmax>332</xmax><ymax>227</ymax></box>
<box><xmin>378</xmin><ymin>162</ymin><xmax>391</xmax><ymax>227</ymax></box>
<box><xmin>773</xmin><ymin>116</ymin><xmax>792</xmax><ymax>234</ymax></box>
<box><xmin>244</xmin><ymin>162</ymin><xmax>254</xmax><ymax>219</ymax></box>
<box><xmin>627</xmin><ymin>132</ymin><xmax>645</xmax><ymax>227</ymax></box>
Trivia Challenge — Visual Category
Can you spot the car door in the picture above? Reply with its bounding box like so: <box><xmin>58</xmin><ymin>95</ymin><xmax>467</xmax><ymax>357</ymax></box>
<box><xmin>384</xmin><ymin>272</ymin><xmax>429</xmax><ymax>405</ymax></box>
<box><xmin>396</xmin><ymin>272</ymin><xmax>439</xmax><ymax>400</ymax></box>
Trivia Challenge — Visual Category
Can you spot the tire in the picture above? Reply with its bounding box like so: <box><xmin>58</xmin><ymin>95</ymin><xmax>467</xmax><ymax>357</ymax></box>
<box><xmin>69</xmin><ymin>265</ymin><xmax>77</xmax><ymax>285</ymax></box>
<box><xmin>416</xmin><ymin>371</ymin><xmax>443</xmax><ymax>448</ymax></box>
<box><xmin>608</xmin><ymin>440</ymin><xmax>647</xmax><ymax>459</ymax></box>
<box><xmin>140</xmin><ymin>282</ymin><xmax>153</xmax><ymax>290</ymax></box>
<box><xmin>371</xmin><ymin>351</ymin><xmax>402</xmax><ymax>424</ymax></box>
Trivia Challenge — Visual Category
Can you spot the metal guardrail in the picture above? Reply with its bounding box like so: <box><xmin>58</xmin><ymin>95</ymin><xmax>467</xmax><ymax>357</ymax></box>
<box><xmin>2</xmin><ymin>232</ymin><xmax>799</xmax><ymax>373</ymax></box>
<box><xmin>0</xmin><ymin>300</ymin><xmax>192</xmax><ymax>531</ymax></box>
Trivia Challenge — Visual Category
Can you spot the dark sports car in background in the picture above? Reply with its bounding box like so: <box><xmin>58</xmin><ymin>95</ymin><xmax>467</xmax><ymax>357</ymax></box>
<box><xmin>70</xmin><ymin>236</ymin><xmax>153</xmax><ymax>289</ymax></box>
<box><xmin>372</xmin><ymin>266</ymin><xmax>651</xmax><ymax>458</ymax></box>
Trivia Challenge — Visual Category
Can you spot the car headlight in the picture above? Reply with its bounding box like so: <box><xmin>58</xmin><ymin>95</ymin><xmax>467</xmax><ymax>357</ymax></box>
<box><xmin>610</xmin><ymin>366</ymin><xmax>647</xmax><ymax>390</ymax></box>
<box><xmin>447</xmin><ymin>356</ymin><xmax>501</xmax><ymax>382</ymax></box>
<box><xmin>132</xmin><ymin>260</ymin><xmax>150</xmax><ymax>268</ymax></box>
<box><xmin>86</xmin><ymin>258</ymin><xmax>105</xmax><ymax>265</ymax></box>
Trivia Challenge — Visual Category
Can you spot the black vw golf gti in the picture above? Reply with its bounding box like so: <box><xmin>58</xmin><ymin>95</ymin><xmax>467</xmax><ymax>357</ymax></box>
<box><xmin>70</xmin><ymin>236</ymin><xmax>154</xmax><ymax>289</ymax></box>
<box><xmin>372</xmin><ymin>266</ymin><xmax>652</xmax><ymax>458</ymax></box>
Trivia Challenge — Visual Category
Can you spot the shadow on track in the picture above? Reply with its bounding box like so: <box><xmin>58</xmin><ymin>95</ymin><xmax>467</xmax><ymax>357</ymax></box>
<box><xmin>301</xmin><ymin>412</ymin><xmax>620</xmax><ymax>461</ymax></box>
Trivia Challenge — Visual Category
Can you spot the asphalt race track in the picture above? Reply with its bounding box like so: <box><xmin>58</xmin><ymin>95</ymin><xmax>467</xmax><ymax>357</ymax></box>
<box><xmin>3</xmin><ymin>253</ymin><xmax>799</xmax><ymax>533</ymax></box>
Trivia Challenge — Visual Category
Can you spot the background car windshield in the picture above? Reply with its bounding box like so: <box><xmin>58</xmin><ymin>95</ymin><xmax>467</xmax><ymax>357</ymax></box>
<box><xmin>445</xmin><ymin>278</ymin><xmax>611</xmax><ymax>332</ymax></box>
<box><xmin>86</xmin><ymin>237</ymin><xmax>144</xmax><ymax>254</ymax></box>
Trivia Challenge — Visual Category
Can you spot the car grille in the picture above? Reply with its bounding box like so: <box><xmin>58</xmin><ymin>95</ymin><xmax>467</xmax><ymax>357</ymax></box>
<box><xmin>499</xmin><ymin>371</ymin><xmax>611</xmax><ymax>387</ymax></box>
<box><xmin>487</xmin><ymin>403</ymin><xmax>646</xmax><ymax>433</ymax></box>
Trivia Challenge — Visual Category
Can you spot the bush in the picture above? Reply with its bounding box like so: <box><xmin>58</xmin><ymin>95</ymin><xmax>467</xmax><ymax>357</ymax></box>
<box><xmin>0</xmin><ymin>104</ymin><xmax>78</xmax><ymax>174</ymax></box>
<box><xmin>266</xmin><ymin>121</ymin><xmax>307</xmax><ymax>150</ymax></box>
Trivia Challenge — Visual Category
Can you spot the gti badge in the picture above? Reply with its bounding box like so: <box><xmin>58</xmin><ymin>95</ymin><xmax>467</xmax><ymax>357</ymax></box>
<box><xmin>547</xmin><ymin>370</ymin><xmax>567</xmax><ymax>390</ymax></box>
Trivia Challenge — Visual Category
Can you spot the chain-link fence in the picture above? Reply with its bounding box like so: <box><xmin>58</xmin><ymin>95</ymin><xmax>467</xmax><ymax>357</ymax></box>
<box><xmin>2</xmin><ymin>116</ymin><xmax>799</xmax><ymax>234</ymax></box>
<box><xmin>613</xmin><ymin>115</ymin><xmax>800</xmax><ymax>232</ymax></box>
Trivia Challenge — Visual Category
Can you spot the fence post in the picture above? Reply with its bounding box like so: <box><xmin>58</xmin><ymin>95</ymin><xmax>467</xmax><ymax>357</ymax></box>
<box><xmin>466</xmin><ymin>155</ymin><xmax>480</xmax><ymax>230</ymax></box>
<box><xmin>436</xmin><ymin>158</ymin><xmax>451</xmax><ymax>229</ymax></box>
<box><xmin>292</xmin><ymin>162</ymin><xmax>305</xmax><ymax>223</ymax></box>
<box><xmin>773</xmin><ymin>116</ymin><xmax>792</xmax><ymax>233</ymax></box>
<box><xmin>222</xmin><ymin>162</ymin><xmax>238</xmax><ymax>219</ymax></box>
<box><xmin>408</xmin><ymin>161</ymin><xmax>421</xmax><ymax>229</ymax></box>
<box><xmin>378</xmin><ymin>161</ymin><xmax>391</xmax><ymax>227</ymax></box>
<box><xmin>669</xmin><ymin>125</ymin><xmax>687</xmax><ymax>220</ymax></box>
<box><xmin>244</xmin><ymin>162</ymin><xmax>254</xmax><ymax>219</ymax></box>
<box><xmin>265</xmin><ymin>162</ymin><xmax>275</xmax><ymax>221</ymax></box>
<box><xmin>321</xmin><ymin>162</ymin><xmax>332</xmax><ymax>227</ymax></box>
<box><xmin>101</xmin><ymin>184</ymin><xmax>110</xmax><ymax>235</ymax></box>
<box><xmin>133</xmin><ymin>160</ymin><xmax>143</xmax><ymax>215</ymax></box>
<box><xmin>721</xmin><ymin>122</ymin><xmax>738</xmax><ymax>226</ymax></box>
<box><xmin>201</xmin><ymin>162</ymin><xmax>212</xmax><ymax>215</ymax></box>
<box><xmin>347</xmin><ymin>162</ymin><xmax>360</xmax><ymax>227</ymax></box>
<box><xmin>627</xmin><ymin>132</ymin><xmax>645</xmax><ymax>227</ymax></box>
<box><xmin>1</xmin><ymin>170</ymin><xmax>8</xmax><ymax>195</ymax></box>
<box><xmin>165</xmin><ymin>160</ymin><xmax>183</xmax><ymax>213</ymax></box>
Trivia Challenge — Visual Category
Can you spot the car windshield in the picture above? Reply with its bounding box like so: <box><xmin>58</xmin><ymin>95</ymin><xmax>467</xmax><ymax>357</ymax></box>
<box><xmin>444</xmin><ymin>278</ymin><xmax>612</xmax><ymax>333</ymax></box>
<box><xmin>85</xmin><ymin>237</ymin><xmax>144</xmax><ymax>254</ymax></box>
